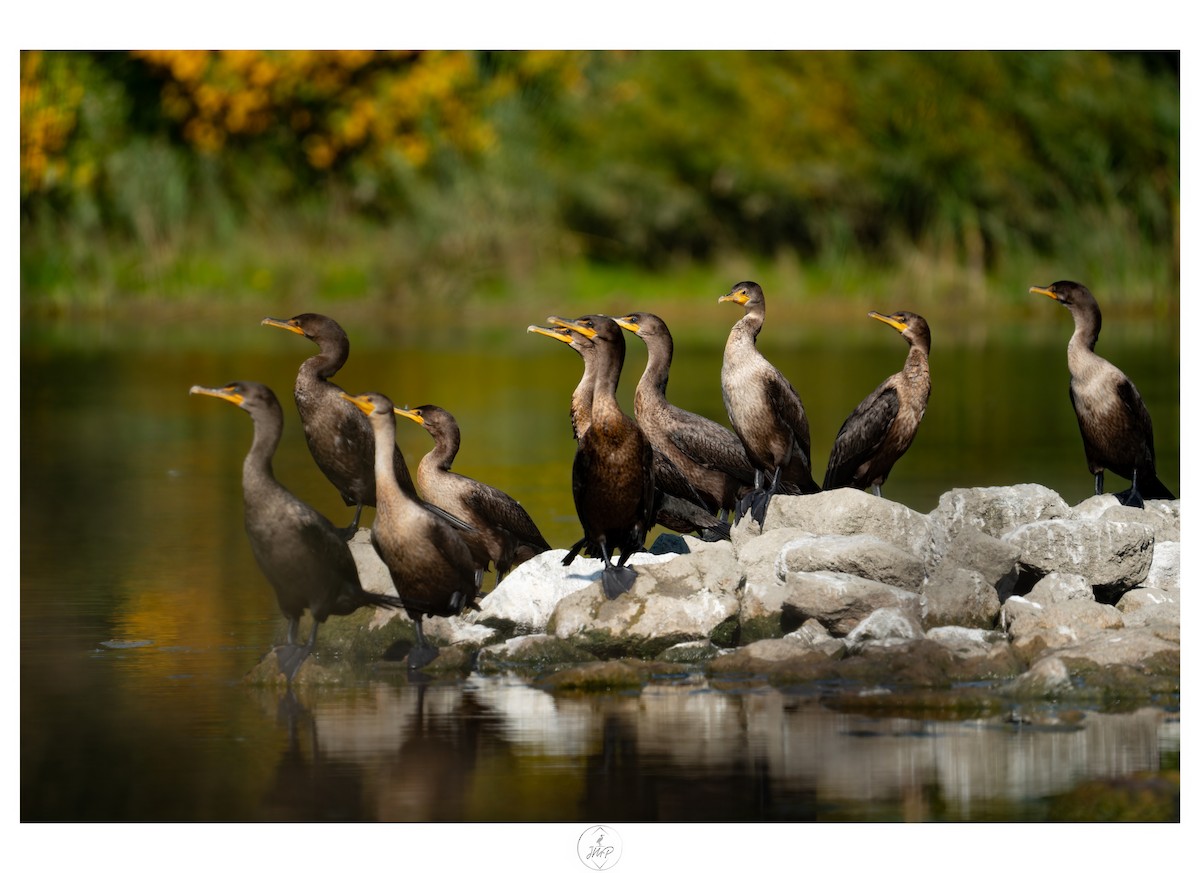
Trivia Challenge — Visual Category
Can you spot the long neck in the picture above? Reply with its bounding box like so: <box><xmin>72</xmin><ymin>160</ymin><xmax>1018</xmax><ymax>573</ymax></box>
<box><xmin>1068</xmin><ymin>302</ymin><xmax>1101</xmax><ymax>354</ymax></box>
<box><xmin>427</xmin><ymin>424</ymin><xmax>460</xmax><ymax>472</ymax></box>
<box><xmin>300</xmin><ymin>337</ymin><xmax>349</xmax><ymax>382</ymax></box>
<box><xmin>903</xmin><ymin>344</ymin><xmax>930</xmax><ymax>391</ymax></box>
<box><xmin>728</xmin><ymin>304</ymin><xmax>765</xmax><ymax>353</ymax></box>
<box><xmin>591</xmin><ymin>343</ymin><xmax>625</xmax><ymax>419</ymax></box>
<box><xmin>242</xmin><ymin>407</ymin><xmax>283</xmax><ymax>492</ymax></box>
<box><xmin>636</xmin><ymin>333</ymin><xmax>673</xmax><ymax>410</ymax></box>
<box><xmin>571</xmin><ymin>354</ymin><xmax>596</xmax><ymax>438</ymax></box>
<box><xmin>370</xmin><ymin>415</ymin><xmax>407</xmax><ymax>507</ymax></box>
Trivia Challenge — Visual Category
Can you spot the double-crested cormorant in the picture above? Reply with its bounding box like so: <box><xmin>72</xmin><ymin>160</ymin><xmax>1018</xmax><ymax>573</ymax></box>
<box><xmin>395</xmin><ymin>404</ymin><xmax>551</xmax><ymax>584</ymax></box>
<box><xmin>529</xmin><ymin>320</ymin><xmax>730</xmax><ymax>544</ymax></box>
<box><xmin>1030</xmin><ymin>280</ymin><xmax>1175</xmax><ymax>507</ymax></box>
<box><xmin>189</xmin><ymin>381</ymin><xmax>404</xmax><ymax>681</ymax></box>
<box><xmin>719</xmin><ymin>281</ymin><xmax>821</xmax><ymax>524</ymax></box>
<box><xmin>263</xmin><ymin>312</ymin><xmax>477</xmax><ymax>541</ymax></box>
<box><xmin>536</xmin><ymin>315</ymin><xmax>656</xmax><ymax>598</ymax></box>
<box><xmin>340</xmin><ymin>391</ymin><xmax>479</xmax><ymax>669</ymax></box>
<box><xmin>615</xmin><ymin>311</ymin><xmax>756</xmax><ymax>519</ymax></box>
<box><xmin>823</xmin><ymin>311</ymin><xmax>932</xmax><ymax>497</ymax></box>
<box><xmin>261</xmin><ymin>313</ymin><xmax>417</xmax><ymax>537</ymax></box>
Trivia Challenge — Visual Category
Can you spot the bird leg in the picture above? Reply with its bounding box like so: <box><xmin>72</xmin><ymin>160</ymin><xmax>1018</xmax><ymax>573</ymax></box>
<box><xmin>407</xmin><ymin>617</ymin><xmax>439</xmax><ymax>671</ymax></box>
<box><xmin>872</xmin><ymin>484</ymin><xmax>882</xmax><ymax>498</ymax></box>
<box><xmin>1094</xmin><ymin>471</ymin><xmax>1104</xmax><ymax>497</ymax></box>
<box><xmin>339</xmin><ymin>503</ymin><xmax>364</xmax><ymax>541</ymax></box>
<box><xmin>735</xmin><ymin>470</ymin><xmax>765</xmax><ymax>522</ymax></box>
<box><xmin>748</xmin><ymin>467</ymin><xmax>782</xmax><ymax>527</ymax></box>
<box><xmin>597</xmin><ymin>539</ymin><xmax>637</xmax><ymax>600</ymax></box>
<box><xmin>1117</xmin><ymin>470</ymin><xmax>1145</xmax><ymax>509</ymax></box>
<box><xmin>270</xmin><ymin>618</ymin><xmax>320</xmax><ymax>684</ymax></box>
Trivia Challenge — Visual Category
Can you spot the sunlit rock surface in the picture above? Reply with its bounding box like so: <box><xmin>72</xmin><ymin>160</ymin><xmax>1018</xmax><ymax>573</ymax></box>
<box><xmin>312</xmin><ymin>486</ymin><xmax>1181</xmax><ymax>703</ymax></box>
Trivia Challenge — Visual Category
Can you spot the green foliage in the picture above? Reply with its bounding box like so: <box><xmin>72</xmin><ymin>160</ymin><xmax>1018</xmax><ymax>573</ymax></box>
<box><xmin>20</xmin><ymin>50</ymin><xmax>1179</xmax><ymax>307</ymax></box>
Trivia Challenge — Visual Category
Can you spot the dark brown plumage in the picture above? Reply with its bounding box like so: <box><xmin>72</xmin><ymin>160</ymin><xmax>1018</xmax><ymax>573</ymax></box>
<box><xmin>529</xmin><ymin>320</ymin><xmax>730</xmax><ymax>545</ymax></box>
<box><xmin>395</xmin><ymin>404</ymin><xmax>551</xmax><ymax>584</ymax></box>
<box><xmin>615</xmin><ymin>311</ymin><xmax>755</xmax><ymax>519</ymax></box>
<box><xmin>824</xmin><ymin>311</ymin><xmax>932</xmax><ymax>497</ymax></box>
<box><xmin>719</xmin><ymin>281</ymin><xmax>821</xmax><ymax>524</ymax></box>
<box><xmin>189</xmin><ymin>381</ymin><xmax>404</xmax><ymax>681</ymax></box>
<box><xmin>541</xmin><ymin>315</ymin><xmax>656</xmax><ymax>598</ymax></box>
<box><xmin>341</xmin><ymin>391</ymin><xmax>479</xmax><ymax>669</ymax></box>
<box><xmin>1030</xmin><ymin>280</ymin><xmax>1174</xmax><ymax>507</ymax></box>
<box><xmin>262</xmin><ymin>313</ymin><xmax>418</xmax><ymax>536</ymax></box>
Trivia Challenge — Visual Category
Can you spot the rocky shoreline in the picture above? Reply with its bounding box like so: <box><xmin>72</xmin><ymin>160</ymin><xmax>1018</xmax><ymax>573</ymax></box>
<box><xmin>253</xmin><ymin>484</ymin><xmax>1181</xmax><ymax>707</ymax></box>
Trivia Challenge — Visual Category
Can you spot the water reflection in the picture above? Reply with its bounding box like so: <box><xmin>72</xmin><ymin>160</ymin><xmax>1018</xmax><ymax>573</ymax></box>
<box><xmin>20</xmin><ymin>306</ymin><xmax>1180</xmax><ymax>822</ymax></box>
<box><xmin>253</xmin><ymin>675</ymin><xmax>1176</xmax><ymax>822</ymax></box>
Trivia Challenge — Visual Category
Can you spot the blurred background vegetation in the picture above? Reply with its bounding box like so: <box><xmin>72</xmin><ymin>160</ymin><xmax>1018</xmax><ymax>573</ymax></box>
<box><xmin>20</xmin><ymin>50</ymin><xmax>1179</xmax><ymax>315</ymax></box>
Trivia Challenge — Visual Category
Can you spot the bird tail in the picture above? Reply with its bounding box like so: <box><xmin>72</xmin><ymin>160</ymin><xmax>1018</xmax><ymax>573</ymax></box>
<box><xmin>697</xmin><ymin>518</ymin><xmax>732</xmax><ymax>542</ymax></box>
<box><xmin>362</xmin><ymin>591</ymin><xmax>407</xmax><ymax>611</ymax></box>
<box><xmin>1140</xmin><ymin>474</ymin><xmax>1176</xmax><ymax>501</ymax></box>
<box><xmin>601</xmin><ymin>564</ymin><xmax>638</xmax><ymax>600</ymax></box>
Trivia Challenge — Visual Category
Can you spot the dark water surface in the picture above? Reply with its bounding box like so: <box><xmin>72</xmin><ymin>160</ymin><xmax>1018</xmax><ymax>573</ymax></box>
<box><xmin>20</xmin><ymin>300</ymin><xmax>1180</xmax><ymax>825</ymax></box>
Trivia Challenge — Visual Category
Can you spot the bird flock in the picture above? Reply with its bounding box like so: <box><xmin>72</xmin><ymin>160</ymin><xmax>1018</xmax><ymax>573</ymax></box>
<box><xmin>191</xmin><ymin>278</ymin><xmax>1173</xmax><ymax>678</ymax></box>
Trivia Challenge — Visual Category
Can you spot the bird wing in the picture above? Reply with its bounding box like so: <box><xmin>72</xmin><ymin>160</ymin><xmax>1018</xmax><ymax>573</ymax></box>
<box><xmin>463</xmin><ymin>482</ymin><xmax>550</xmax><ymax>548</ymax></box>
<box><xmin>1115</xmin><ymin>377</ymin><xmax>1157</xmax><ymax>464</ymax></box>
<box><xmin>765</xmin><ymin>370</ymin><xmax>812</xmax><ymax>463</ymax></box>
<box><xmin>653</xmin><ymin>449</ymin><xmax>707</xmax><ymax>505</ymax></box>
<box><xmin>666</xmin><ymin>410</ymin><xmax>757</xmax><ymax>484</ymax></box>
<box><xmin>823</xmin><ymin>383</ymin><xmax>900</xmax><ymax>490</ymax></box>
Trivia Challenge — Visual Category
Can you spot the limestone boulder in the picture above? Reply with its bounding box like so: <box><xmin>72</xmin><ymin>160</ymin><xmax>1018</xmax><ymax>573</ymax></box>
<box><xmin>1026</xmin><ymin>572</ymin><xmax>1094</xmax><ymax>607</ymax></box>
<box><xmin>925</xmin><ymin>626</ymin><xmax>1009</xmax><ymax>659</ymax></box>
<box><xmin>470</xmin><ymin>548</ymin><xmax>675</xmax><ymax>637</ymax></box>
<box><xmin>1007</xmin><ymin>599</ymin><xmax>1125</xmax><ymax>657</ymax></box>
<box><xmin>844</xmin><ymin>607</ymin><xmax>925</xmax><ymax>653</ymax></box>
<box><xmin>931</xmin><ymin>526</ymin><xmax>1021</xmax><ymax>595</ymax></box>
<box><xmin>547</xmin><ymin>542</ymin><xmax>742</xmax><ymax>658</ymax></box>
<box><xmin>779</xmin><ymin>571</ymin><xmax>920</xmax><ymax>637</ymax></box>
<box><xmin>776</xmin><ymin>533</ymin><xmax>927</xmax><ymax>592</ymax></box>
<box><xmin>921</xmin><ymin>566</ymin><xmax>1001</xmax><ymax>630</ymax></box>
<box><xmin>759</xmin><ymin>490</ymin><xmax>933</xmax><ymax>559</ymax></box>
<box><xmin>1145</xmin><ymin>541</ymin><xmax>1180</xmax><ymax>596</ymax></box>
<box><xmin>1002</xmin><ymin>518</ymin><xmax>1155</xmax><ymax>601</ymax></box>
<box><xmin>928</xmin><ymin>484</ymin><xmax>1070</xmax><ymax>562</ymax></box>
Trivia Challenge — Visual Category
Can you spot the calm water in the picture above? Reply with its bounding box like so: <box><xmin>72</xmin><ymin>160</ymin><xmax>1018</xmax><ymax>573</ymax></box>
<box><xmin>20</xmin><ymin>298</ymin><xmax>1180</xmax><ymax>824</ymax></box>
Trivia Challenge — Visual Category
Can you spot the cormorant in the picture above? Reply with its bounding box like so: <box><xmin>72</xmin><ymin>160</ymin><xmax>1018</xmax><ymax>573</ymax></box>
<box><xmin>263</xmin><ymin>312</ymin><xmax>478</xmax><ymax>542</ymax></box>
<box><xmin>615</xmin><ymin>311</ymin><xmax>756</xmax><ymax>519</ymax></box>
<box><xmin>823</xmin><ymin>311</ymin><xmax>932</xmax><ymax>497</ymax></box>
<box><xmin>189</xmin><ymin>381</ymin><xmax>404</xmax><ymax>681</ymax></box>
<box><xmin>340</xmin><ymin>391</ymin><xmax>479</xmax><ymax>669</ymax></box>
<box><xmin>529</xmin><ymin>320</ymin><xmax>730</xmax><ymax>544</ymax></box>
<box><xmin>395</xmin><ymin>404</ymin><xmax>551</xmax><ymax>584</ymax></box>
<box><xmin>718</xmin><ymin>281</ymin><xmax>820</xmax><ymax>524</ymax></box>
<box><xmin>262</xmin><ymin>313</ymin><xmax>415</xmax><ymax>537</ymax></box>
<box><xmin>537</xmin><ymin>315</ymin><xmax>657</xmax><ymax>598</ymax></box>
<box><xmin>1030</xmin><ymin>280</ymin><xmax>1175</xmax><ymax>507</ymax></box>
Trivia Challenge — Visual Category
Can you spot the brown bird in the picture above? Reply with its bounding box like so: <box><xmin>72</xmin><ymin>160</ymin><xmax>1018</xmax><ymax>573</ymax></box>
<box><xmin>263</xmin><ymin>312</ymin><xmax>478</xmax><ymax>543</ymax></box>
<box><xmin>189</xmin><ymin>381</ymin><xmax>404</xmax><ymax>681</ymax></box>
<box><xmin>718</xmin><ymin>281</ymin><xmax>820</xmax><ymax>525</ymax></box>
<box><xmin>615</xmin><ymin>311</ymin><xmax>756</xmax><ymax>519</ymax></box>
<box><xmin>529</xmin><ymin>320</ymin><xmax>730</xmax><ymax>545</ymax></box>
<box><xmin>824</xmin><ymin>311</ymin><xmax>932</xmax><ymax>497</ymax></box>
<box><xmin>261</xmin><ymin>313</ymin><xmax>416</xmax><ymax>536</ymax></box>
<box><xmin>539</xmin><ymin>315</ymin><xmax>656</xmax><ymax>598</ymax></box>
<box><xmin>340</xmin><ymin>391</ymin><xmax>479</xmax><ymax>669</ymax></box>
<box><xmin>395</xmin><ymin>403</ymin><xmax>551</xmax><ymax>585</ymax></box>
<box><xmin>1030</xmin><ymin>280</ymin><xmax>1174</xmax><ymax>507</ymax></box>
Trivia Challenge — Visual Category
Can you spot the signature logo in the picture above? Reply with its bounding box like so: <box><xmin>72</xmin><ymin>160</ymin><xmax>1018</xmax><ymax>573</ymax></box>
<box><xmin>577</xmin><ymin>824</ymin><xmax>622</xmax><ymax>870</ymax></box>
